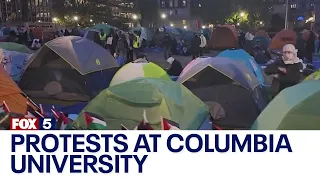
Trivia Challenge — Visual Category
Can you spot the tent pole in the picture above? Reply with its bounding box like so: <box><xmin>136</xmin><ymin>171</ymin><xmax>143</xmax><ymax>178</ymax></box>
<box><xmin>285</xmin><ymin>0</ymin><xmax>289</xmax><ymax>29</ymax></box>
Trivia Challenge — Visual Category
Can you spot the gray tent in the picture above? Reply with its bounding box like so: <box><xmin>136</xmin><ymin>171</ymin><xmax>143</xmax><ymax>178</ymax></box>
<box><xmin>19</xmin><ymin>36</ymin><xmax>119</xmax><ymax>105</ymax></box>
<box><xmin>25</xmin><ymin>36</ymin><xmax>118</xmax><ymax>75</ymax></box>
<box><xmin>177</xmin><ymin>57</ymin><xmax>269</xmax><ymax>129</ymax></box>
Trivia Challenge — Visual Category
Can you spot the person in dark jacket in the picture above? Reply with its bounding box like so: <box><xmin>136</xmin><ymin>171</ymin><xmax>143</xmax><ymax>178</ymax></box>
<box><xmin>265</xmin><ymin>44</ymin><xmax>303</xmax><ymax>92</ymax></box>
<box><xmin>191</xmin><ymin>33</ymin><xmax>201</xmax><ymax>59</ymax></box>
<box><xmin>166</xmin><ymin>57</ymin><xmax>183</xmax><ymax>76</ymax></box>
<box><xmin>127</xmin><ymin>32</ymin><xmax>134</xmax><ymax>63</ymax></box>
<box><xmin>163</xmin><ymin>33</ymin><xmax>172</xmax><ymax>60</ymax></box>
<box><xmin>64</xmin><ymin>29</ymin><xmax>70</xmax><ymax>36</ymax></box>
<box><xmin>306</xmin><ymin>31</ymin><xmax>315</xmax><ymax>63</ymax></box>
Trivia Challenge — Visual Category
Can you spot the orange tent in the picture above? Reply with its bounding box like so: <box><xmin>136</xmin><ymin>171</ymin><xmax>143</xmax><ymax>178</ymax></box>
<box><xmin>209</xmin><ymin>25</ymin><xmax>238</xmax><ymax>49</ymax></box>
<box><xmin>0</xmin><ymin>66</ymin><xmax>28</xmax><ymax>114</ymax></box>
<box><xmin>269</xmin><ymin>29</ymin><xmax>297</xmax><ymax>50</ymax></box>
<box><xmin>255</xmin><ymin>30</ymin><xmax>270</xmax><ymax>38</ymax></box>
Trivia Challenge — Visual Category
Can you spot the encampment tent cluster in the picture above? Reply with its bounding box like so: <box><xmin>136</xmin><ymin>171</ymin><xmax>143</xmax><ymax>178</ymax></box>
<box><xmin>1</xmin><ymin>27</ymin><xmax>320</xmax><ymax>130</ymax></box>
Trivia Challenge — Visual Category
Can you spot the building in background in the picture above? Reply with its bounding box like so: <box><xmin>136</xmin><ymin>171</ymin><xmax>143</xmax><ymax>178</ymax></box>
<box><xmin>26</xmin><ymin>0</ymin><xmax>52</xmax><ymax>22</ymax></box>
<box><xmin>0</xmin><ymin>0</ymin><xmax>52</xmax><ymax>23</ymax></box>
<box><xmin>0</xmin><ymin>0</ymin><xmax>22</xmax><ymax>22</ymax></box>
<box><xmin>158</xmin><ymin>0</ymin><xmax>202</xmax><ymax>30</ymax></box>
<box><xmin>110</xmin><ymin>0</ymin><xmax>136</xmax><ymax>27</ymax></box>
<box><xmin>269</xmin><ymin>0</ymin><xmax>317</xmax><ymax>25</ymax></box>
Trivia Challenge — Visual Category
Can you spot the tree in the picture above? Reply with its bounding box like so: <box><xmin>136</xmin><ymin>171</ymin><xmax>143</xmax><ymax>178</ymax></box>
<box><xmin>196</xmin><ymin>0</ymin><xmax>233</xmax><ymax>24</ymax></box>
<box><xmin>53</xmin><ymin>0</ymin><xmax>113</xmax><ymax>27</ymax></box>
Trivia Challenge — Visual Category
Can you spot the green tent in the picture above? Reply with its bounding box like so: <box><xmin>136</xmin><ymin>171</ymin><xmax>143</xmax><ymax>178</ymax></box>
<box><xmin>92</xmin><ymin>24</ymin><xmax>115</xmax><ymax>35</ymax></box>
<box><xmin>74</xmin><ymin>78</ymin><xmax>209</xmax><ymax>130</ymax></box>
<box><xmin>0</xmin><ymin>42</ymin><xmax>31</xmax><ymax>53</ymax></box>
<box><xmin>305</xmin><ymin>70</ymin><xmax>320</xmax><ymax>81</ymax></box>
<box><xmin>251</xmin><ymin>81</ymin><xmax>320</xmax><ymax>130</ymax></box>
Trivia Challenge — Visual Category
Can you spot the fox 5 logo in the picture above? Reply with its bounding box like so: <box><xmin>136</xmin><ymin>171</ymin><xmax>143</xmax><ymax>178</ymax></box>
<box><xmin>10</xmin><ymin>118</ymin><xmax>56</xmax><ymax>130</ymax></box>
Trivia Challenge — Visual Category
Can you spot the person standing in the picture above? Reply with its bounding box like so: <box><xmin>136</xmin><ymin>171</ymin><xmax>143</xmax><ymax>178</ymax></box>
<box><xmin>163</xmin><ymin>33</ymin><xmax>172</xmax><ymax>60</ymax></box>
<box><xmin>306</xmin><ymin>31</ymin><xmax>315</xmax><ymax>63</ymax></box>
<box><xmin>99</xmin><ymin>29</ymin><xmax>107</xmax><ymax>48</ymax></box>
<box><xmin>265</xmin><ymin>44</ymin><xmax>303</xmax><ymax>93</ymax></box>
<box><xmin>132</xmin><ymin>33</ymin><xmax>141</xmax><ymax>58</ymax></box>
<box><xmin>25</xmin><ymin>29</ymin><xmax>34</xmax><ymax>47</ymax></box>
<box><xmin>199</xmin><ymin>32</ymin><xmax>207</xmax><ymax>56</ymax></box>
<box><xmin>111</xmin><ymin>30</ymin><xmax>119</xmax><ymax>56</ymax></box>
<box><xmin>127</xmin><ymin>33</ymin><xmax>134</xmax><ymax>63</ymax></box>
<box><xmin>191</xmin><ymin>33</ymin><xmax>201</xmax><ymax>59</ymax></box>
<box><xmin>116</xmin><ymin>31</ymin><xmax>128</xmax><ymax>62</ymax></box>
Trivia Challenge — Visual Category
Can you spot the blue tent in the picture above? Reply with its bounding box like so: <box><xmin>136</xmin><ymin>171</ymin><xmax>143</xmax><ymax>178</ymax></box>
<box><xmin>164</xmin><ymin>26</ymin><xmax>180</xmax><ymax>36</ymax></box>
<box><xmin>182</xmin><ymin>31</ymin><xmax>194</xmax><ymax>45</ymax></box>
<box><xmin>218</xmin><ymin>49</ymin><xmax>265</xmax><ymax>84</ymax></box>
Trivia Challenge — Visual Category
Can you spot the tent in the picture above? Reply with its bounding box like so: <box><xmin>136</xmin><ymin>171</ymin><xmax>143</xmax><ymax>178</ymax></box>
<box><xmin>0</xmin><ymin>66</ymin><xmax>30</xmax><ymax>114</ymax></box>
<box><xmin>177</xmin><ymin>57</ymin><xmax>268</xmax><ymax>129</ymax></box>
<box><xmin>251</xmin><ymin>81</ymin><xmax>320</xmax><ymax>130</ymax></box>
<box><xmin>110</xmin><ymin>62</ymin><xmax>171</xmax><ymax>87</ymax></box>
<box><xmin>0</xmin><ymin>42</ymin><xmax>31</xmax><ymax>53</ymax></box>
<box><xmin>209</xmin><ymin>25</ymin><xmax>238</xmax><ymax>49</ymax></box>
<box><xmin>255</xmin><ymin>30</ymin><xmax>270</xmax><ymax>38</ymax></box>
<box><xmin>253</xmin><ymin>36</ymin><xmax>270</xmax><ymax>50</ymax></box>
<box><xmin>0</xmin><ymin>49</ymin><xmax>31</xmax><ymax>82</ymax></box>
<box><xmin>132</xmin><ymin>27</ymin><xmax>154</xmax><ymax>42</ymax></box>
<box><xmin>74</xmin><ymin>78</ymin><xmax>209</xmax><ymax>130</ymax></box>
<box><xmin>218</xmin><ymin>49</ymin><xmax>265</xmax><ymax>84</ymax></box>
<box><xmin>305</xmin><ymin>70</ymin><xmax>320</xmax><ymax>81</ymax></box>
<box><xmin>182</xmin><ymin>31</ymin><xmax>194</xmax><ymax>45</ymax></box>
<box><xmin>92</xmin><ymin>24</ymin><xmax>114</xmax><ymax>35</ymax></box>
<box><xmin>180</xmin><ymin>56</ymin><xmax>211</xmax><ymax>76</ymax></box>
<box><xmin>269</xmin><ymin>29</ymin><xmax>297</xmax><ymax>50</ymax></box>
<box><xmin>153</xmin><ymin>26</ymin><xmax>180</xmax><ymax>45</ymax></box>
<box><xmin>19</xmin><ymin>36</ymin><xmax>118</xmax><ymax>105</ymax></box>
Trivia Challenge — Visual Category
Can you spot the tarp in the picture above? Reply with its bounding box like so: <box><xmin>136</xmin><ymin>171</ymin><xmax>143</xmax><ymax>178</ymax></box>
<box><xmin>178</xmin><ymin>57</ymin><xmax>259</xmax><ymax>90</ymax></box>
<box><xmin>0</xmin><ymin>42</ymin><xmax>31</xmax><ymax>53</ymax></box>
<box><xmin>25</xmin><ymin>36</ymin><xmax>118</xmax><ymax>75</ymax></box>
<box><xmin>110</xmin><ymin>62</ymin><xmax>171</xmax><ymax>86</ymax></box>
<box><xmin>0</xmin><ymin>49</ymin><xmax>31</xmax><ymax>82</ymax></box>
<box><xmin>218</xmin><ymin>49</ymin><xmax>265</xmax><ymax>84</ymax></box>
<box><xmin>74</xmin><ymin>78</ymin><xmax>209</xmax><ymax>130</ymax></box>
<box><xmin>209</xmin><ymin>25</ymin><xmax>238</xmax><ymax>49</ymax></box>
<box><xmin>269</xmin><ymin>29</ymin><xmax>297</xmax><ymax>50</ymax></box>
<box><xmin>252</xmin><ymin>81</ymin><xmax>320</xmax><ymax>130</ymax></box>
<box><xmin>0</xmin><ymin>66</ymin><xmax>29</xmax><ymax>114</ymax></box>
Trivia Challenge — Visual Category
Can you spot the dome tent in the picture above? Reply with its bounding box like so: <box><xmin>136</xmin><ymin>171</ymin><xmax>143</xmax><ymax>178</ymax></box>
<box><xmin>178</xmin><ymin>57</ymin><xmax>269</xmax><ymax>129</ymax></box>
<box><xmin>0</xmin><ymin>66</ymin><xmax>34</xmax><ymax>114</ymax></box>
<box><xmin>218</xmin><ymin>49</ymin><xmax>265</xmax><ymax>84</ymax></box>
<box><xmin>110</xmin><ymin>62</ymin><xmax>171</xmax><ymax>87</ymax></box>
<box><xmin>19</xmin><ymin>36</ymin><xmax>118</xmax><ymax>106</ymax></box>
<box><xmin>74</xmin><ymin>78</ymin><xmax>209</xmax><ymax>130</ymax></box>
<box><xmin>252</xmin><ymin>81</ymin><xmax>320</xmax><ymax>130</ymax></box>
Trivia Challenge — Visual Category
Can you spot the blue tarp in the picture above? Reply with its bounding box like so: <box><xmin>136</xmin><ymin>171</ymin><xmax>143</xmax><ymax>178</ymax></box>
<box><xmin>218</xmin><ymin>49</ymin><xmax>265</xmax><ymax>84</ymax></box>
